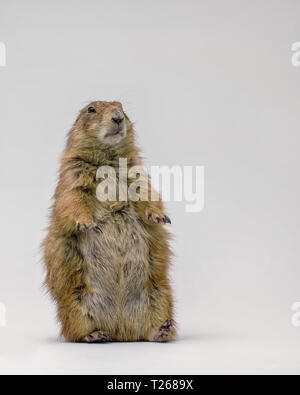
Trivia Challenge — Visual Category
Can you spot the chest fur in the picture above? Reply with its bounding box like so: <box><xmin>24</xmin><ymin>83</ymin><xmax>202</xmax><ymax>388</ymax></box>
<box><xmin>80</xmin><ymin>205</ymin><xmax>149</xmax><ymax>288</ymax></box>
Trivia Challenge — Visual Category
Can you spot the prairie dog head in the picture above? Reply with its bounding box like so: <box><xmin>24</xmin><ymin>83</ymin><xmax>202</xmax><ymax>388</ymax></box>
<box><xmin>74</xmin><ymin>101</ymin><xmax>132</xmax><ymax>147</ymax></box>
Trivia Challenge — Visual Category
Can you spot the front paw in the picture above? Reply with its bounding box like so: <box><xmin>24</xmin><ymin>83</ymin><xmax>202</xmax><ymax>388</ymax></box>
<box><xmin>146</xmin><ymin>210</ymin><xmax>171</xmax><ymax>224</ymax></box>
<box><xmin>76</xmin><ymin>218</ymin><xmax>101</xmax><ymax>233</ymax></box>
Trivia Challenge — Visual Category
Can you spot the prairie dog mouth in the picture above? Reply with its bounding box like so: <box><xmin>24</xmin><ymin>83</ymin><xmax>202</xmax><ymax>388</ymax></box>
<box><xmin>105</xmin><ymin>129</ymin><xmax>122</xmax><ymax>137</ymax></box>
<box><xmin>98</xmin><ymin>123</ymin><xmax>127</xmax><ymax>144</ymax></box>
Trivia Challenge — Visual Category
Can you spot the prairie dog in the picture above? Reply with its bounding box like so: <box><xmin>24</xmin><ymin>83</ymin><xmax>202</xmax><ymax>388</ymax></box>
<box><xmin>43</xmin><ymin>101</ymin><xmax>175</xmax><ymax>342</ymax></box>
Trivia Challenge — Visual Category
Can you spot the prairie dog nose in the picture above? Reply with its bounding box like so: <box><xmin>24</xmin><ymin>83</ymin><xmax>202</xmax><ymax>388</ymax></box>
<box><xmin>112</xmin><ymin>110</ymin><xmax>124</xmax><ymax>125</ymax></box>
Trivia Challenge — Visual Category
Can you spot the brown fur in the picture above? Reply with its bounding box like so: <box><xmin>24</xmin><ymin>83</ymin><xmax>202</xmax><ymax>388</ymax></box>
<box><xmin>43</xmin><ymin>101</ymin><xmax>175</xmax><ymax>342</ymax></box>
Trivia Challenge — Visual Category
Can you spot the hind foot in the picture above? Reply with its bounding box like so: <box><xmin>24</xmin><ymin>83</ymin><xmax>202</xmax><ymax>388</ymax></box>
<box><xmin>153</xmin><ymin>320</ymin><xmax>175</xmax><ymax>342</ymax></box>
<box><xmin>81</xmin><ymin>331</ymin><xmax>111</xmax><ymax>343</ymax></box>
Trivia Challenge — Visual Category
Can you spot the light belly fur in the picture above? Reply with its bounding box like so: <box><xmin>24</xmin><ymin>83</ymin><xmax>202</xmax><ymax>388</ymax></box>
<box><xmin>79</xmin><ymin>205</ymin><xmax>151</xmax><ymax>336</ymax></box>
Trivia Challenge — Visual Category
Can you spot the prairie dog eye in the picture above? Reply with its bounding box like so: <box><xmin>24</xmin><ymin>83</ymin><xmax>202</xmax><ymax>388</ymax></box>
<box><xmin>88</xmin><ymin>106</ymin><xmax>96</xmax><ymax>113</ymax></box>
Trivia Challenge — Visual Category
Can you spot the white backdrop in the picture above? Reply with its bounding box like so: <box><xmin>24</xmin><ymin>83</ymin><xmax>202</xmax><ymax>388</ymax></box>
<box><xmin>0</xmin><ymin>0</ymin><xmax>300</xmax><ymax>374</ymax></box>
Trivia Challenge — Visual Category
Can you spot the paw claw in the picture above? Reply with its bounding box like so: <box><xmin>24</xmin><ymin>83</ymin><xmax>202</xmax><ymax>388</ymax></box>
<box><xmin>93</xmin><ymin>226</ymin><xmax>102</xmax><ymax>233</ymax></box>
<box><xmin>146</xmin><ymin>212</ymin><xmax>171</xmax><ymax>225</ymax></box>
<box><xmin>164</xmin><ymin>216</ymin><xmax>171</xmax><ymax>224</ymax></box>
<box><xmin>76</xmin><ymin>221</ymin><xmax>101</xmax><ymax>233</ymax></box>
<box><xmin>76</xmin><ymin>222</ymin><xmax>88</xmax><ymax>232</ymax></box>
